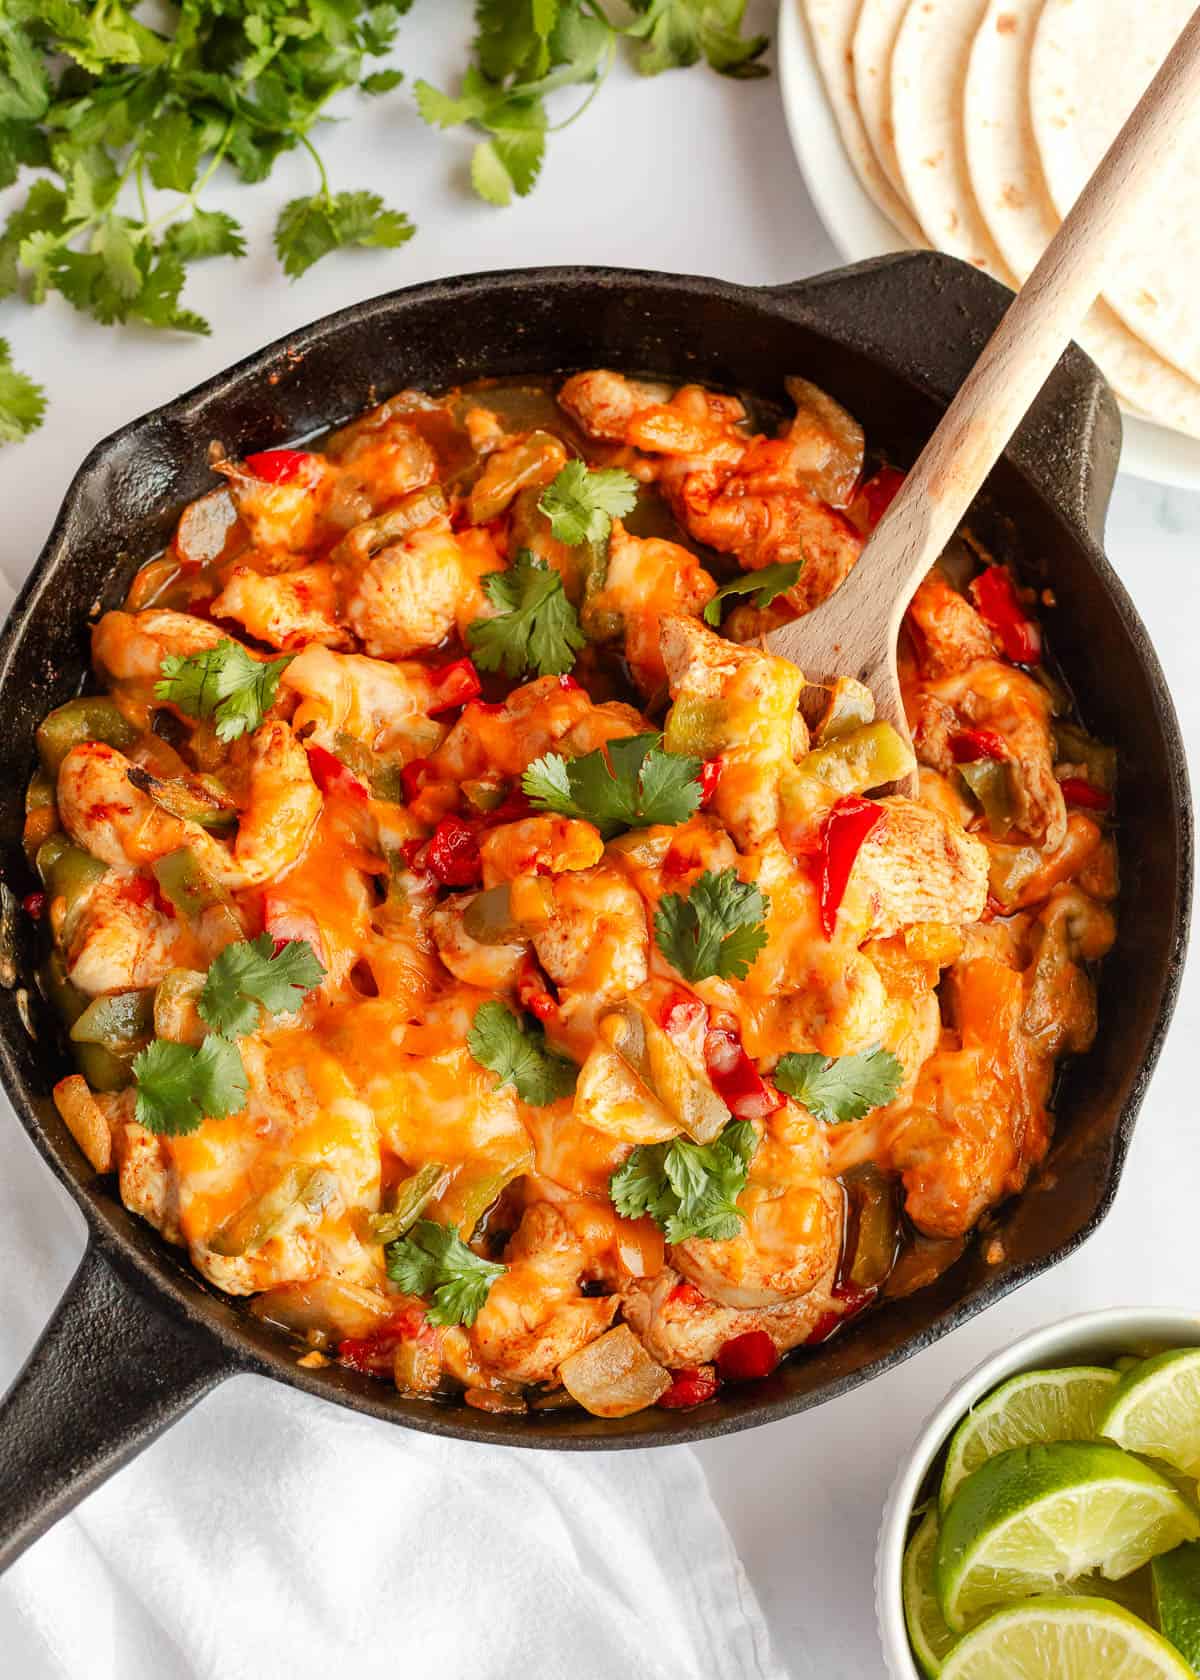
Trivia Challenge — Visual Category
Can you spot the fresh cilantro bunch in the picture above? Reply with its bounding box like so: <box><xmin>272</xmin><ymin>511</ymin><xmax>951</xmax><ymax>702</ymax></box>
<box><xmin>155</xmin><ymin>641</ymin><xmax>294</xmax><ymax>742</ymax></box>
<box><xmin>416</xmin><ymin>0</ymin><xmax>767</xmax><ymax>206</ymax></box>
<box><xmin>468</xmin><ymin>551</ymin><xmax>585</xmax><ymax>679</ymax></box>
<box><xmin>773</xmin><ymin>1045</ymin><xmax>903</xmax><ymax>1124</ymax></box>
<box><xmin>655</xmin><ymin>866</ymin><xmax>769</xmax><ymax>983</ymax></box>
<box><xmin>0</xmin><ymin>0</ymin><xmax>413</xmax><ymax>342</ymax></box>
<box><xmin>385</xmin><ymin>1218</ymin><xmax>505</xmax><ymax>1326</ymax></box>
<box><xmin>467</xmin><ymin>1000</ymin><xmax>578</xmax><ymax>1105</ymax></box>
<box><xmin>610</xmin><ymin>1117</ymin><xmax>758</xmax><ymax>1243</ymax></box>
<box><xmin>523</xmin><ymin>733</ymin><xmax>703</xmax><ymax>839</ymax></box>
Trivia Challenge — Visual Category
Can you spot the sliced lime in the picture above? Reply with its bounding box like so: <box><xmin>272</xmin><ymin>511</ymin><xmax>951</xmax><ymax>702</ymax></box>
<box><xmin>939</xmin><ymin>1597</ymin><xmax>1194</xmax><ymax>1679</ymax></box>
<box><xmin>940</xmin><ymin>1367</ymin><xmax>1120</xmax><ymax>1509</ymax></box>
<box><xmin>1153</xmin><ymin>1540</ymin><xmax>1200</xmax><ymax>1669</ymax></box>
<box><xmin>904</xmin><ymin>1510</ymin><xmax>959</xmax><ymax>1676</ymax></box>
<box><xmin>1100</xmin><ymin>1350</ymin><xmax>1200</xmax><ymax>1479</ymax></box>
<box><xmin>936</xmin><ymin>1441</ymin><xmax>1200</xmax><ymax>1633</ymax></box>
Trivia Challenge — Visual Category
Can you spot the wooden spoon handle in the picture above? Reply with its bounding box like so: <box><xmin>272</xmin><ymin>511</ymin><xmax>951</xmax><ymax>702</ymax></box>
<box><xmin>769</xmin><ymin>4</ymin><xmax>1200</xmax><ymax>683</ymax></box>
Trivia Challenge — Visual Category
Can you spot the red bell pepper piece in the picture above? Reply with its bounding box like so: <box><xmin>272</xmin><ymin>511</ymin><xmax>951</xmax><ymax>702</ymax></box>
<box><xmin>949</xmin><ymin>727</ymin><xmax>1008</xmax><ymax>764</ymax></box>
<box><xmin>427</xmin><ymin>657</ymin><xmax>482</xmax><ymax>715</ymax></box>
<box><xmin>400</xmin><ymin>758</ymin><xmax>433</xmax><ymax>805</ymax></box>
<box><xmin>815</xmin><ymin>795</ymin><xmax>884</xmax><ymax>939</ymax></box>
<box><xmin>658</xmin><ymin>1366</ymin><xmax>720</xmax><ymax>1409</ymax></box>
<box><xmin>425</xmin><ymin>816</ymin><xmax>482</xmax><ymax>887</ymax></box>
<box><xmin>971</xmin><ymin>566</ymin><xmax>1042</xmax><ymax>666</ymax></box>
<box><xmin>704</xmin><ymin>1027</ymin><xmax>784</xmax><ymax>1120</ymax></box>
<box><xmin>668</xmin><ymin>1280</ymin><xmax>708</xmax><ymax>1309</ymax></box>
<box><xmin>858</xmin><ymin>465</ymin><xmax>905</xmax><ymax>530</ymax></box>
<box><xmin>517</xmin><ymin>953</ymin><xmax>559</xmax><ymax>1023</ymax></box>
<box><xmin>1059</xmin><ymin>776</ymin><xmax>1112</xmax><ymax>812</ymax></box>
<box><xmin>698</xmin><ymin>757</ymin><xmax>723</xmax><ymax>807</ymax></box>
<box><xmin>306</xmin><ymin>742</ymin><xmax>368</xmax><ymax>803</ymax></box>
<box><xmin>717</xmin><ymin>1330</ymin><xmax>779</xmax><ymax>1383</ymax></box>
<box><xmin>21</xmin><ymin>890</ymin><xmax>45</xmax><ymax>920</ymax></box>
<box><xmin>338</xmin><ymin>1306</ymin><xmax>434</xmax><ymax>1375</ymax></box>
<box><xmin>243</xmin><ymin>448</ymin><xmax>314</xmax><ymax>485</ymax></box>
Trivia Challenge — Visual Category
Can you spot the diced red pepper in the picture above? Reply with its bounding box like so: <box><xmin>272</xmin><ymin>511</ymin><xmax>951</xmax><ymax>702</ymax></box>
<box><xmin>21</xmin><ymin>890</ymin><xmax>45</xmax><ymax>920</ymax></box>
<box><xmin>400</xmin><ymin>758</ymin><xmax>433</xmax><ymax>805</ymax></box>
<box><xmin>858</xmin><ymin>466</ymin><xmax>905</xmax><ymax>530</ymax></box>
<box><xmin>698</xmin><ymin>757</ymin><xmax>723</xmax><ymax>807</ymax></box>
<box><xmin>660</xmin><ymin>989</ymin><xmax>709</xmax><ymax>1039</ymax></box>
<box><xmin>243</xmin><ymin>448</ymin><xmax>314</xmax><ymax>485</ymax></box>
<box><xmin>806</xmin><ymin>1281</ymin><xmax>877</xmax><ymax>1347</ymax></box>
<box><xmin>950</xmin><ymin>728</ymin><xmax>1008</xmax><ymax>764</ymax></box>
<box><xmin>427</xmin><ymin>658</ymin><xmax>482</xmax><ymax>715</ymax></box>
<box><xmin>478</xmin><ymin>787</ymin><xmax>534</xmax><ymax>828</ymax></box>
<box><xmin>338</xmin><ymin>1305</ymin><xmax>433</xmax><ymax>1375</ymax></box>
<box><xmin>668</xmin><ymin>1280</ymin><xmax>708</xmax><ymax>1309</ymax></box>
<box><xmin>517</xmin><ymin>953</ymin><xmax>559</xmax><ymax>1024</ymax></box>
<box><xmin>425</xmin><ymin>816</ymin><xmax>482</xmax><ymax>888</ymax></box>
<box><xmin>1059</xmin><ymin>776</ymin><xmax>1112</xmax><ymax>812</ymax></box>
<box><xmin>717</xmin><ymin>1330</ymin><xmax>780</xmax><ymax>1383</ymax></box>
<box><xmin>704</xmin><ymin>1027</ymin><xmax>784</xmax><ymax>1120</ymax></box>
<box><xmin>815</xmin><ymin>795</ymin><xmax>884</xmax><ymax>939</ymax></box>
<box><xmin>658</xmin><ymin>1365</ymin><xmax>720</xmax><ymax>1409</ymax></box>
<box><xmin>557</xmin><ymin>674</ymin><xmax>583</xmax><ymax>692</ymax></box>
<box><xmin>306</xmin><ymin>741</ymin><xmax>368</xmax><ymax>803</ymax></box>
<box><xmin>971</xmin><ymin>565</ymin><xmax>1042</xmax><ymax>666</ymax></box>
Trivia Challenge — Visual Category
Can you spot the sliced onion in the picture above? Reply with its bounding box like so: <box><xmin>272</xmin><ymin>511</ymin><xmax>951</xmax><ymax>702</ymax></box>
<box><xmin>558</xmin><ymin>1325</ymin><xmax>671</xmax><ymax>1418</ymax></box>
<box><xmin>783</xmin><ymin>376</ymin><xmax>865</xmax><ymax>508</ymax></box>
<box><xmin>53</xmin><ymin>1074</ymin><xmax>113</xmax><ymax>1173</ymax></box>
<box><xmin>573</xmin><ymin>1043</ymin><xmax>679</xmax><ymax>1145</ymax></box>
<box><xmin>176</xmin><ymin>487</ymin><xmax>239</xmax><ymax>565</ymax></box>
<box><xmin>250</xmin><ymin>1277</ymin><xmax>393</xmax><ymax>1343</ymax></box>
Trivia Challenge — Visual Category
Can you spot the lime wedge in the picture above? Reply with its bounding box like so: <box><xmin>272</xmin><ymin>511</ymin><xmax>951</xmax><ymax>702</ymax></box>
<box><xmin>936</xmin><ymin>1442</ymin><xmax>1200</xmax><ymax>1633</ymax></box>
<box><xmin>939</xmin><ymin>1597</ymin><xmax>1194</xmax><ymax>1679</ymax></box>
<box><xmin>940</xmin><ymin>1367</ymin><xmax>1120</xmax><ymax>1509</ymax></box>
<box><xmin>904</xmin><ymin>1510</ymin><xmax>959</xmax><ymax>1676</ymax></box>
<box><xmin>1100</xmin><ymin>1350</ymin><xmax>1200</xmax><ymax>1479</ymax></box>
<box><xmin>1153</xmin><ymin>1540</ymin><xmax>1200</xmax><ymax>1668</ymax></box>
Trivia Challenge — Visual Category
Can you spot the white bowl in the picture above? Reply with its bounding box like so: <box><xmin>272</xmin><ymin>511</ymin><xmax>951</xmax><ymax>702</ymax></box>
<box><xmin>874</xmin><ymin>1306</ymin><xmax>1200</xmax><ymax>1678</ymax></box>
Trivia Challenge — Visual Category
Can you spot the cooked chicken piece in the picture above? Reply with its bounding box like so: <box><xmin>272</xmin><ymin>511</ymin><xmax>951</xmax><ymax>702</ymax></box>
<box><xmin>907</xmin><ymin>569</ymin><xmax>997</xmax><ymax>678</ymax></box>
<box><xmin>211</xmin><ymin>564</ymin><xmax>350</xmax><ymax>650</ymax></box>
<box><xmin>621</xmin><ymin>1266</ymin><xmax>842</xmax><ymax>1366</ymax></box>
<box><xmin>470</xmin><ymin>1203</ymin><xmax>618</xmax><ymax>1385</ymax></box>
<box><xmin>428</xmin><ymin>893</ymin><xmax>526</xmax><ymax>992</ymax></box>
<box><xmin>282</xmin><ymin>644</ymin><xmax>444</xmax><ymax>762</ymax></box>
<box><xmin>431</xmin><ymin>675</ymin><xmax>646</xmax><ymax>783</ymax></box>
<box><xmin>65</xmin><ymin>872</ymin><xmax>180</xmax><ymax>995</ymax></box>
<box><xmin>215</xmin><ymin>455</ymin><xmax>331</xmax><ymax>556</ymax></box>
<box><xmin>583</xmin><ymin>521</ymin><xmax>717</xmax><ymax>694</ymax></box>
<box><xmin>532</xmin><ymin>865</ymin><xmax>650</xmax><ymax>1009</ymax></box>
<box><xmin>673</xmin><ymin>1170</ymin><xmax>843</xmax><ymax>1309</ymax></box>
<box><xmin>322</xmin><ymin>398</ymin><xmax>438</xmax><ymax>512</ymax></box>
<box><xmin>479</xmin><ymin>816</ymin><xmax>604</xmax><ymax>885</ymax></box>
<box><xmin>557</xmin><ymin>370</ymin><xmax>677</xmax><ymax>441</ymax></box>
<box><xmin>93</xmin><ymin>608</ymin><xmax>226</xmax><ymax>706</ymax></box>
<box><xmin>1021</xmin><ymin>886</ymin><xmax>1115</xmax><ymax>1056</ymax></box>
<box><xmin>853</xmin><ymin>797</ymin><xmax>988</xmax><ymax>938</ymax></box>
<box><xmin>660</xmin><ymin>615</ymin><xmax>804</xmax><ymax>849</ymax></box>
<box><xmin>335</xmin><ymin>506</ymin><xmax>469</xmax><ymax>658</ymax></box>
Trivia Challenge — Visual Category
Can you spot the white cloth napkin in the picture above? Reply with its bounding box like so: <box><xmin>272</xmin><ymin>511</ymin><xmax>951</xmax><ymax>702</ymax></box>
<box><xmin>0</xmin><ymin>1103</ymin><xmax>784</xmax><ymax>1680</ymax></box>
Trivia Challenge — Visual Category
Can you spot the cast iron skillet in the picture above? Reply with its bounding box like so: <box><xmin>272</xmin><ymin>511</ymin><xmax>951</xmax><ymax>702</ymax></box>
<box><xmin>0</xmin><ymin>253</ymin><xmax>1190</xmax><ymax>1572</ymax></box>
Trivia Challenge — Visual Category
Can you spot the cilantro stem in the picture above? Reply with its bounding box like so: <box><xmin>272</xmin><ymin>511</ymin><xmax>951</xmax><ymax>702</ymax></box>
<box><xmin>545</xmin><ymin>27</ymin><xmax>618</xmax><ymax>135</ymax></box>
<box><xmin>295</xmin><ymin>129</ymin><xmax>332</xmax><ymax>204</ymax></box>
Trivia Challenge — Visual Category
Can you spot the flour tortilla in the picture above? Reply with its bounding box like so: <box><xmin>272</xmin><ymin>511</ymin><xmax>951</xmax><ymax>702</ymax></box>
<box><xmin>889</xmin><ymin>0</ymin><xmax>1018</xmax><ymax>281</ymax></box>
<box><xmin>801</xmin><ymin>0</ymin><xmax>924</xmax><ymax>245</ymax></box>
<box><xmin>851</xmin><ymin>0</ymin><xmax>913</xmax><ymax>204</ymax></box>
<box><xmin>965</xmin><ymin>0</ymin><xmax>1200</xmax><ymax>436</ymax></box>
<box><xmin>1031</xmin><ymin>0</ymin><xmax>1200</xmax><ymax>385</ymax></box>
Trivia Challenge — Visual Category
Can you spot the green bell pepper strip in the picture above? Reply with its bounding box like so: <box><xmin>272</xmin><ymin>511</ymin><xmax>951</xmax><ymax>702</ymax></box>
<box><xmin>461</xmin><ymin>881</ymin><xmax>554</xmax><ymax>946</ymax></box>
<box><xmin>40</xmin><ymin>953</ymin><xmax>134</xmax><ymax>1092</ymax></box>
<box><xmin>432</xmin><ymin>1142</ymin><xmax>534</xmax><ymax>1238</ymax></box>
<box><xmin>362</xmin><ymin>1162</ymin><xmax>452</xmax><ymax>1247</ymax></box>
<box><xmin>126</xmin><ymin>765</ymin><xmax>237</xmax><ymax>831</ymax></box>
<box><xmin>799</xmin><ymin>722</ymin><xmax>915</xmax><ymax>796</ymax></box>
<box><xmin>600</xmin><ymin>1002</ymin><xmax>729</xmax><ymax>1145</ymax></box>
<box><xmin>1053</xmin><ymin>721</ymin><xmax>1117</xmax><ymax>793</ymax></box>
<box><xmin>37</xmin><ymin>697</ymin><xmax>138</xmax><ymax>777</ymax></box>
<box><xmin>153</xmin><ymin>968</ymin><xmax>207</xmax><ymax>1045</ymax></box>
<box><xmin>151</xmin><ymin>846</ymin><xmax>242</xmax><ymax>941</ymax></box>
<box><xmin>37</xmin><ymin>835</ymin><xmax>108</xmax><ymax>904</ymax></box>
<box><xmin>207</xmin><ymin>1164</ymin><xmax>341</xmax><ymax>1258</ymax></box>
<box><xmin>958</xmin><ymin>759</ymin><xmax>1016</xmax><ymax>836</ymax></box>
<box><xmin>70</xmin><ymin>989</ymin><xmax>154</xmax><ymax>1051</ymax></box>
<box><xmin>814</xmin><ymin>678</ymin><xmax>876</xmax><ymax>743</ymax></box>
<box><xmin>664</xmin><ymin>697</ymin><xmax>730</xmax><ymax>758</ymax></box>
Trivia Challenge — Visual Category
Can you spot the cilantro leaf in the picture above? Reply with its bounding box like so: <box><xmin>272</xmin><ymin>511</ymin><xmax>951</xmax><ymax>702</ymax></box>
<box><xmin>0</xmin><ymin>335</ymin><xmax>44</xmax><ymax>442</ymax></box>
<box><xmin>154</xmin><ymin>640</ymin><xmax>294</xmax><ymax>743</ymax></box>
<box><xmin>523</xmin><ymin>733</ymin><xmax>702</xmax><ymax>839</ymax></box>
<box><xmin>538</xmin><ymin>460</ymin><xmax>639</xmax><ymax>547</ymax></box>
<box><xmin>610</xmin><ymin>1119</ymin><xmax>758</xmax><ymax>1243</ymax></box>
<box><xmin>165</xmin><ymin>209</ymin><xmax>246</xmax><ymax>264</ymax></box>
<box><xmin>703</xmin><ymin>560</ymin><xmax>804</xmax><ymax>626</ymax></box>
<box><xmin>654</xmin><ymin>867</ymin><xmax>769</xmax><ymax>983</ymax></box>
<box><xmin>773</xmin><ymin>1045</ymin><xmax>904</xmax><ymax>1124</ymax></box>
<box><xmin>199</xmin><ymin>934</ymin><xmax>326</xmax><ymax>1038</ymax></box>
<box><xmin>467</xmin><ymin>551</ymin><xmax>584</xmax><ymax>679</ymax></box>
<box><xmin>145</xmin><ymin>107</ymin><xmax>203</xmax><ymax>193</ymax></box>
<box><xmin>467</xmin><ymin>1000</ymin><xmax>577</xmax><ymax>1106</ymax></box>
<box><xmin>385</xmin><ymin>1219</ymin><xmax>506</xmax><ymax>1326</ymax></box>
<box><xmin>132</xmin><ymin>1033</ymin><xmax>248</xmax><ymax>1137</ymax></box>
<box><xmin>625</xmin><ymin>0</ymin><xmax>770</xmax><ymax>79</ymax></box>
<box><xmin>275</xmin><ymin>190</ymin><xmax>413</xmax><ymax>280</ymax></box>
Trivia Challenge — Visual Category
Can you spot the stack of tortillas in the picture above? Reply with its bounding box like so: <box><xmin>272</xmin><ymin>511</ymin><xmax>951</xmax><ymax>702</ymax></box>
<box><xmin>801</xmin><ymin>0</ymin><xmax>1200</xmax><ymax>439</ymax></box>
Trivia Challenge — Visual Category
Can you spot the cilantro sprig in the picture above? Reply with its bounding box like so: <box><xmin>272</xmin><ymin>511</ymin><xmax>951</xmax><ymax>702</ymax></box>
<box><xmin>538</xmin><ymin>461</ymin><xmax>639</xmax><ymax>547</ymax></box>
<box><xmin>654</xmin><ymin>867</ymin><xmax>769</xmax><ymax>983</ymax></box>
<box><xmin>703</xmin><ymin>561</ymin><xmax>804</xmax><ymax>627</ymax></box>
<box><xmin>385</xmin><ymin>1218</ymin><xmax>506</xmax><ymax>1326</ymax></box>
<box><xmin>609</xmin><ymin>1118</ymin><xmax>758</xmax><ymax>1243</ymax></box>
<box><xmin>523</xmin><ymin>733</ymin><xmax>703</xmax><ymax>839</ymax></box>
<box><xmin>133</xmin><ymin>937</ymin><xmax>324</xmax><ymax>1136</ymax></box>
<box><xmin>155</xmin><ymin>641</ymin><xmax>294</xmax><ymax>743</ymax></box>
<box><xmin>773</xmin><ymin>1045</ymin><xmax>903</xmax><ymax>1124</ymax></box>
<box><xmin>199</xmin><ymin>934</ymin><xmax>326</xmax><ymax>1038</ymax></box>
<box><xmin>467</xmin><ymin>552</ymin><xmax>585</xmax><ymax>679</ymax></box>
<box><xmin>467</xmin><ymin>1001</ymin><xmax>577</xmax><ymax>1106</ymax></box>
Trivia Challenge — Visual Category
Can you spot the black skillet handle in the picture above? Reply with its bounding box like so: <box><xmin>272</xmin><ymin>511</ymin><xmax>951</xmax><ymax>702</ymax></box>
<box><xmin>767</xmin><ymin>251</ymin><xmax>1123</xmax><ymax>550</ymax></box>
<box><xmin>0</xmin><ymin>1242</ymin><xmax>232</xmax><ymax>1573</ymax></box>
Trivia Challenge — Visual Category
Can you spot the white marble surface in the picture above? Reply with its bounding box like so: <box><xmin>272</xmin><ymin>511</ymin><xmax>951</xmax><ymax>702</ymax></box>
<box><xmin>1</xmin><ymin>3</ymin><xmax>1198</xmax><ymax>1675</ymax></box>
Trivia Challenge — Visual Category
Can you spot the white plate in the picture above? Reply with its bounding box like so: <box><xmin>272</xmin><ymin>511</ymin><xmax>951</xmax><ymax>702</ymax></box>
<box><xmin>776</xmin><ymin>0</ymin><xmax>1200</xmax><ymax>492</ymax></box>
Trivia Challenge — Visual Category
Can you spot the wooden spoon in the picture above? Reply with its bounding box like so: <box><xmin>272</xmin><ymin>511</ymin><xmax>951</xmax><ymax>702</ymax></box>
<box><xmin>766</xmin><ymin>5</ymin><xmax>1200</xmax><ymax>787</ymax></box>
